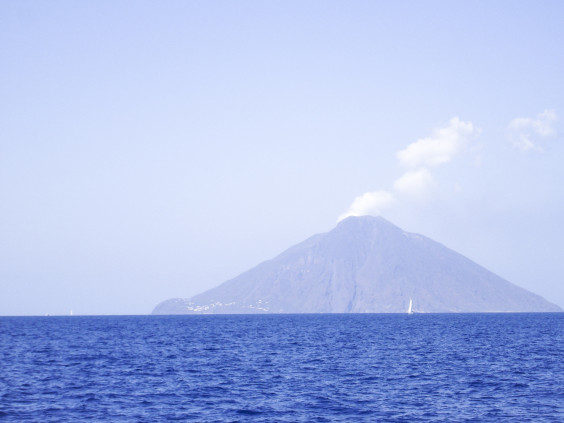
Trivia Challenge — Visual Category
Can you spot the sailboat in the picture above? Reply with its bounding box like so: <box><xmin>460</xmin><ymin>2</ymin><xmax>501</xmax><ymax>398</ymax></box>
<box><xmin>407</xmin><ymin>298</ymin><xmax>413</xmax><ymax>314</ymax></box>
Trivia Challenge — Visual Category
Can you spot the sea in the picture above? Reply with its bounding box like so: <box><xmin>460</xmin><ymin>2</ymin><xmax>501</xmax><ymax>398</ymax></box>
<box><xmin>1</xmin><ymin>313</ymin><xmax>562</xmax><ymax>422</ymax></box>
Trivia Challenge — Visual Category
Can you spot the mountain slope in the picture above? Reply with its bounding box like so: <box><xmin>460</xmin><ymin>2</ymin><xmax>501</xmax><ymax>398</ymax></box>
<box><xmin>153</xmin><ymin>216</ymin><xmax>561</xmax><ymax>314</ymax></box>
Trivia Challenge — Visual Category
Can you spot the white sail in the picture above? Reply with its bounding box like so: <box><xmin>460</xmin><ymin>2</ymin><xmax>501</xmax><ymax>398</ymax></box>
<box><xmin>407</xmin><ymin>299</ymin><xmax>413</xmax><ymax>314</ymax></box>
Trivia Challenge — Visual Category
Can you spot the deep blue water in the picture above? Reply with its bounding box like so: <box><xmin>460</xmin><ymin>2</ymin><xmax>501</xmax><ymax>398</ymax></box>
<box><xmin>1</xmin><ymin>314</ymin><xmax>563</xmax><ymax>422</ymax></box>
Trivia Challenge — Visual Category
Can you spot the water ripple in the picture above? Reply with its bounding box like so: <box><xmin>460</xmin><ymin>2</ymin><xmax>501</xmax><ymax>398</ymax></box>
<box><xmin>1</xmin><ymin>313</ymin><xmax>563</xmax><ymax>422</ymax></box>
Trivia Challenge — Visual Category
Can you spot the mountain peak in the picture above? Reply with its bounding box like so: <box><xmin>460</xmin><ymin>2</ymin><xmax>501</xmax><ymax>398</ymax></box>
<box><xmin>337</xmin><ymin>214</ymin><xmax>392</xmax><ymax>226</ymax></box>
<box><xmin>335</xmin><ymin>215</ymin><xmax>405</xmax><ymax>234</ymax></box>
<box><xmin>153</xmin><ymin>218</ymin><xmax>562</xmax><ymax>314</ymax></box>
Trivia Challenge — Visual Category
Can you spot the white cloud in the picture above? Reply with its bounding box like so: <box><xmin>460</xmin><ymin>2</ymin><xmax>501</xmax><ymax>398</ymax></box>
<box><xmin>508</xmin><ymin>109</ymin><xmax>557</xmax><ymax>136</ymax></box>
<box><xmin>397</xmin><ymin>117</ymin><xmax>477</xmax><ymax>167</ymax></box>
<box><xmin>393</xmin><ymin>168</ymin><xmax>433</xmax><ymax>198</ymax></box>
<box><xmin>339</xmin><ymin>117</ymin><xmax>476</xmax><ymax>221</ymax></box>
<box><xmin>511</xmin><ymin>134</ymin><xmax>543</xmax><ymax>152</ymax></box>
<box><xmin>338</xmin><ymin>190</ymin><xmax>396</xmax><ymax>221</ymax></box>
<box><xmin>507</xmin><ymin>109</ymin><xmax>557</xmax><ymax>152</ymax></box>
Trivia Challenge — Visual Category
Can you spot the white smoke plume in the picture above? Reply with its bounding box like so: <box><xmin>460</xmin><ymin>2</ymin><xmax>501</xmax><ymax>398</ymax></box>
<box><xmin>340</xmin><ymin>117</ymin><xmax>477</xmax><ymax>221</ymax></box>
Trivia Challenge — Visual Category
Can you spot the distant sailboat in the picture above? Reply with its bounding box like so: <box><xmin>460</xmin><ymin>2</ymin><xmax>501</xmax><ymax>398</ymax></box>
<box><xmin>407</xmin><ymin>298</ymin><xmax>413</xmax><ymax>314</ymax></box>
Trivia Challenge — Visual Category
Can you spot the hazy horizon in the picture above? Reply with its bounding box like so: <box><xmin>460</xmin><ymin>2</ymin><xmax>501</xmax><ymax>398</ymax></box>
<box><xmin>2</xmin><ymin>1</ymin><xmax>564</xmax><ymax>315</ymax></box>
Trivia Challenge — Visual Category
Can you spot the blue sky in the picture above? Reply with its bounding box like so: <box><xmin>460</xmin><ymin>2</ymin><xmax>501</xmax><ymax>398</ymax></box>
<box><xmin>1</xmin><ymin>1</ymin><xmax>563</xmax><ymax>315</ymax></box>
